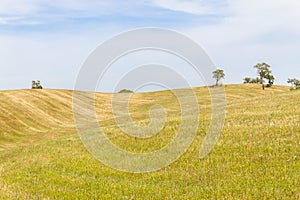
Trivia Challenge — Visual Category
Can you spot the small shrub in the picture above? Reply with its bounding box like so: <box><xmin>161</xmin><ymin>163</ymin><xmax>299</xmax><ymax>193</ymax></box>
<box><xmin>118</xmin><ymin>89</ymin><xmax>133</xmax><ymax>93</ymax></box>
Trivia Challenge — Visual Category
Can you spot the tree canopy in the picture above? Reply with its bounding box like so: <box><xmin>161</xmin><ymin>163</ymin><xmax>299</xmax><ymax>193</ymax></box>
<box><xmin>287</xmin><ymin>78</ymin><xmax>300</xmax><ymax>89</ymax></box>
<box><xmin>32</xmin><ymin>80</ymin><xmax>43</xmax><ymax>89</ymax></box>
<box><xmin>212</xmin><ymin>69</ymin><xmax>225</xmax><ymax>86</ymax></box>
<box><xmin>243</xmin><ymin>77</ymin><xmax>261</xmax><ymax>84</ymax></box>
<box><xmin>253</xmin><ymin>62</ymin><xmax>275</xmax><ymax>89</ymax></box>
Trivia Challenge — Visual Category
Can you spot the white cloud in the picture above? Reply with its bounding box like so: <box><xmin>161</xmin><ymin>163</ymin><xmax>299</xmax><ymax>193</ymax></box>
<box><xmin>0</xmin><ymin>0</ymin><xmax>222</xmax><ymax>23</ymax></box>
<box><xmin>0</xmin><ymin>0</ymin><xmax>40</xmax><ymax>15</ymax></box>
<box><xmin>182</xmin><ymin>0</ymin><xmax>300</xmax><ymax>84</ymax></box>
<box><xmin>0</xmin><ymin>18</ymin><xmax>7</xmax><ymax>25</ymax></box>
<box><xmin>152</xmin><ymin>0</ymin><xmax>214</xmax><ymax>15</ymax></box>
<box><xmin>0</xmin><ymin>0</ymin><xmax>300</xmax><ymax>89</ymax></box>
<box><xmin>185</xmin><ymin>0</ymin><xmax>300</xmax><ymax>45</ymax></box>
<box><xmin>0</xmin><ymin>16</ymin><xmax>41</xmax><ymax>25</ymax></box>
<box><xmin>0</xmin><ymin>0</ymin><xmax>140</xmax><ymax>25</ymax></box>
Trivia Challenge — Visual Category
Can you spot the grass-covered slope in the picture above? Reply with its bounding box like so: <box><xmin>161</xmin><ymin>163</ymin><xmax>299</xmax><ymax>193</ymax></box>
<box><xmin>0</xmin><ymin>85</ymin><xmax>299</xmax><ymax>199</ymax></box>
<box><xmin>0</xmin><ymin>90</ymin><xmax>74</xmax><ymax>148</ymax></box>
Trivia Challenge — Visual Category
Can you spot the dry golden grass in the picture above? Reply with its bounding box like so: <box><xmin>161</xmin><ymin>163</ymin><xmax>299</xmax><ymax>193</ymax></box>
<box><xmin>0</xmin><ymin>89</ymin><xmax>75</xmax><ymax>148</ymax></box>
<box><xmin>0</xmin><ymin>84</ymin><xmax>299</xmax><ymax>199</ymax></box>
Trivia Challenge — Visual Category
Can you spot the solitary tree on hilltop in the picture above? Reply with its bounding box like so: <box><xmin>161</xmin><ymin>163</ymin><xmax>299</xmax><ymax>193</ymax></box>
<box><xmin>253</xmin><ymin>62</ymin><xmax>275</xmax><ymax>90</ymax></box>
<box><xmin>32</xmin><ymin>80</ymin><xmax>43</xmax><ymax>89</ymax></box>
<box><xmin>212</xmin><ymin>69</ymin><xmax>225</xmax><ymax>86</ymax></box>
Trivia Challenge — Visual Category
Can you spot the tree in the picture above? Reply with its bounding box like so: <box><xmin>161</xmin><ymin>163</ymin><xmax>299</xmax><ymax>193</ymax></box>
<box><xmin>265</xmin><ymin>74</ymin><xmax>275</xmax><ymax>87</ymax></box>
<box><xmin>243</xmin><ymin>77</ymin><xmax>251</xmax><ymax>84</ymax></box>
<box><xmin>287</xmin><ymin>78</ymin><xmax>300</xmax><ymax>89</ymax></box>
<box><xmin>244</xmin><ymin>77</ymin><xmax>262</xmax><ymax>84</ymax></box>
<box><xmin>253</xmin><ymin>62</ymin><xmax>275</xmax><ymax>90</ymax></box>
<box><xmin>32</xmin><ymin>80</ymin><xmax>43</xmax><ymax>89</ymax></box>
<box><xmin>212</xmin><ymin>69</ymin><xmax>225</xmax><ymax>86</ymax></box>
<box><xmin>252</xmin><ymin>77</ymin><xmax>262</xmax><ymax>84</ymax></box>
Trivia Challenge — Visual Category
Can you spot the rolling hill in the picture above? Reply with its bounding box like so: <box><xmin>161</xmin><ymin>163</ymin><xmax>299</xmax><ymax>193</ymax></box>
<box><xmin>0</xmin><ymin>84</ymin><xmax>299</xmax><ymax>199</ymax></box>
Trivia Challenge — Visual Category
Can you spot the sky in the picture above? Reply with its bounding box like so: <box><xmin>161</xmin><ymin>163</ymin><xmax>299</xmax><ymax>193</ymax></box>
<box><xmin>0</xmin><ymin>0</ymin><xmax>300</xmax><ymax>91</ymax></box>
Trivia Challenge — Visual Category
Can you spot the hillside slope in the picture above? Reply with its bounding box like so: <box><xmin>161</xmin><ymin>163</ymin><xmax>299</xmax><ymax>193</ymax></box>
<box><xmin>0</xmin><ymin>84</ymin><xmax>299</xmax><ymax>199</ymax></box>
<box><xmin>0</xmin><ymin>84</ymin><xmax>291</xmax><ymax>149</ymax></box>
<box><xmin>0</xmin><ymin>90</ymin><xmax>75</xmax><ymax>148</ymax></box>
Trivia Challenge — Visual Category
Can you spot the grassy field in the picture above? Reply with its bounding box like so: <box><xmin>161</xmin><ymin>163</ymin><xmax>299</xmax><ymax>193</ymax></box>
<box><xmin>0</xmin><ymin>84</ymin><xmax>299</xmax><ymax>199</ymax></box>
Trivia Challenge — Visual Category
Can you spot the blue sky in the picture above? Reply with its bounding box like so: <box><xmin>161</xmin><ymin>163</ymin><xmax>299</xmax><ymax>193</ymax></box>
<box><xmin>1</xmin><ymin>0</ymin><xmax>300</xmax><ymax>91</ymax></box>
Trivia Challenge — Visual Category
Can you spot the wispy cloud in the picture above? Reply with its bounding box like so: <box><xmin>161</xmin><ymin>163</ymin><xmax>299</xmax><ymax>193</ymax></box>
<box><xmin>0</xmin><ymin>0</ymin><xmax>108</xmax><ymax>15</ymax></box>
<box><xmin>153</xmin><ymin>0</ymin><xmax>213</xmax><ymax>14</ymax></box>
<box><xmin>0</xmin><ymin>17</ymin><xmax>7</xmax><ymax>25</ymax></box>
<box><xmin>187</xmin><ymin>0</ymin><xmax>300</xmax><ymax>45</ymax></box>
<box><xmin>0</xmin><ymin>0</ymin><xmax>299</xmax><ymax>90</ymax></box>
<box><xmin>183</xmin><ymin>0</ymin><xmax>300</xmax><ymax>84</ymax></box>
<box><xmin>0</xmin><ymin>0</ymin><xmax>224</xmax><ymax>26</ymax></box>
<box><xmin>0</xmin><ymin>16</ymin><xmax>42</xmax><ymax>26</ymax></box>
<box><xmin>0</xmin><ymin>0</ymin><xmax>140</xmax><ymax>26</ymax></box>
<box><xmin>151</xmin><ymin>0</ymin><xmax>215</xmax><ymax>15</ymax></box>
